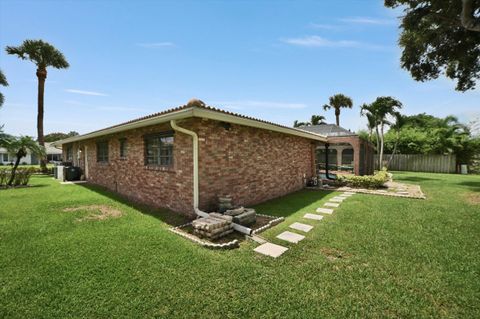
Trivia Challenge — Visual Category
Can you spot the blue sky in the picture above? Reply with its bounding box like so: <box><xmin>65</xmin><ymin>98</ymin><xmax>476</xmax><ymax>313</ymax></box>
<box><xmin>0</xmin><ymin>0</ymin><xmax>478</xmax><ymax>136</ymax></box>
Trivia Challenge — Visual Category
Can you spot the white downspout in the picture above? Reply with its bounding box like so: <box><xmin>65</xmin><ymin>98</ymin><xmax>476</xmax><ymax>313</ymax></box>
<box><xmin>170</xmin><ymin>120</ymin><xmax>199</xmax><ymax>210</ymax></box>
<box><xmin>170</xmin><ymin>119</ymin><xmax>252</xmax><ymax>235</ymax></box>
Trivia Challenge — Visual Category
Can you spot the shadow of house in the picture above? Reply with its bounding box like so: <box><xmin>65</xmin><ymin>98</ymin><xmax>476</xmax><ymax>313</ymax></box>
<box><xmin>78</xmin><ymin>183</ymin><xmax>192</xmax><ymax>227</ymax></box>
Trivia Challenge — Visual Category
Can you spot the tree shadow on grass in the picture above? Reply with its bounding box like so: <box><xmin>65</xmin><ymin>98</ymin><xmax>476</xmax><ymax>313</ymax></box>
<box><xmin>77</xmin><ymin>183</ymin><xmax>192</xmax><ymax>227</ymax></box>
<box><xmin>253</xmin><ymin>189</ymin><xmax>334</xmax><ymax>218</ymax></box>
<box><xmin>455</xmin><ymin>181</ymin><xmax>480</xmax><ymax>192</ymax></box>
<box><xmin>394</xmin><ymin>176</ymin><xmax>440</xmax><ymax>182</ymax></box>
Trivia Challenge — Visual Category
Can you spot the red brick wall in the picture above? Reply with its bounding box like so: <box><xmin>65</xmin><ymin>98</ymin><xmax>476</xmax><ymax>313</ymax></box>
<box><xmin>63</xmin><ymin>118</ymin><xmax>316</xmax><ymax>216</ymax></box>
<box><xmin>192</xmin><ymin>118</ymin><xmax>316</xmax><ymax>211</ymax></box>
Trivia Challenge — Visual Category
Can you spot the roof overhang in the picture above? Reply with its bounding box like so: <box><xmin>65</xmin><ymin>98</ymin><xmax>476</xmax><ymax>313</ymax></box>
<box><xmin>53</xmin><ymin>106</ymin><xmax>327</xmax><ymax>147</ymax></box>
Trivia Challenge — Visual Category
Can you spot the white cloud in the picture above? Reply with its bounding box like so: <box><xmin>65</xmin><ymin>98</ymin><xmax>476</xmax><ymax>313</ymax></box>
<box><xmin>309</xmin><ymin>23</ymin><xmax>341</xmax><ymax>30</ymax></box>
<box><xmin>281</xmin><ymin>35</ymin><xmax>390</xmax><ymax>50</ymax></box>
<box><xmin>340</xmin><ymin>17</ymin><xmax>396</xmax><ymax>25</ymax></box>
<box><xmin>213</xmin><ymin>100</ymin><xmax>308</xmax><ymax>110</ymax></box>
<box><xmin>136</xmin><ymin>42</ymin><xmax>175</xmax><ymax>48</ymax></box>
<box><xmin>65</xmin><ymin>89</ymin><xmax>108</xmax><ymax>96</ymax></box>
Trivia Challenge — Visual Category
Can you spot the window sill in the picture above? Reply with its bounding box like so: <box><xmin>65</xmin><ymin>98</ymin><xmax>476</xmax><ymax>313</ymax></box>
<box><xmin>144</xmin><ymin>165</ymin><xmax>175</xmax><ymax>173</ymax></box>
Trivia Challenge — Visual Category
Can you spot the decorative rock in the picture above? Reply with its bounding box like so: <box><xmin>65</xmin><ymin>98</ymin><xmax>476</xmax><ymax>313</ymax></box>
<box><xmin>276</xmin><ymin>231</ymin><xmax>305</xmax><ymax>244</ymax></box>
<box><xmin>324</xmin><ymin>202</ymin><xmax>340</xmax><ymax>208</ymax></box>
<box><xmin>289</xmin><ymin>222</ymin><xmax>313</xmax><ymax>233</ymax></box>
<box><xmin>304</xmin><ymin>213</ymin><xmax>324</xmax><ymax>221</ymax></box>
<box><xmin>254</xmin><ymin>243</ymin><xmax>288</xmax><ymax>258</ymax></box>
<box><xmin>316</xmin><ymin>207</ymin><xmax>334</xmax><ymax>214</ymax></box>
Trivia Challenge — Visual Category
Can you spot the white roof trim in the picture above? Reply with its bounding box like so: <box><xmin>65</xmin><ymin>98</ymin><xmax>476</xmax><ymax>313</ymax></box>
<box><xmin>53</xmin><ymin>106</ymin><xmax>326</xmax><ymax>146</ymax></box>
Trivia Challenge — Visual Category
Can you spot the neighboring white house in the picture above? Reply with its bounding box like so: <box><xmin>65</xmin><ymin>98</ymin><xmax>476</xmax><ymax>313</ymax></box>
<box><xmin>0</xmin><ymin>142</ymin><xmax>63</xmax><ymax>165</ymax></box>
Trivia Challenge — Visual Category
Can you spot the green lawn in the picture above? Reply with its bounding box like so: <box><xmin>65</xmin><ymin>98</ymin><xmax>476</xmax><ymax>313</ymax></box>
<box><xmin>1</xmin><ymin>172</ymin><xmax>479</xmax><ymax>318</ymax></box>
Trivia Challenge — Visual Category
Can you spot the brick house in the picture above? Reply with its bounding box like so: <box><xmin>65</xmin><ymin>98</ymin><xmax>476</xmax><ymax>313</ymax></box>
<box><xmin>56</xmin><ymin>100</ymin><xmax>329</xmax><ymax>216</ymax></box>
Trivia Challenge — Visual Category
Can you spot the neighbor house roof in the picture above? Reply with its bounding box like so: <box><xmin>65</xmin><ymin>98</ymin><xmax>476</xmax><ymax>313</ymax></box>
<box><xmin>300</xmin><ymin>123</ymin><xmax>357</xmax><ymax>137</ymax></box>
<box><xmin>53</xmin><ymin>101</ymin><xmax>327</xmax><ymax>146</ymax></box>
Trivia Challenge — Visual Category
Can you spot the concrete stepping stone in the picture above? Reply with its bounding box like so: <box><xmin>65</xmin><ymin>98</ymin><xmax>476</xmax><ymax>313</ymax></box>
<box><xmin>343</xmin><ymin>192</ymin><xmax>355</xmax><ymax>195</ymax></box>
<box><xmin>304</xmin><ymin>213</ymin><xmax>324</xmax><ymax>221</ymax></box>
<box><xmin>289</xmin><ymin>222</ymin><xmax>313</xmax><ymax>233</ymax></box>
<box><xmin>316</xmin><ymin>207</ymin><xmax>334</xmax><ymax>214</ymax></box>
<box><xmin>324</xmin><ymin>202</ymin><xmax>340</xmax><ymax>208</ymax></box>
<box><xmin>329</xmin><ymin>198</ymin><xmax>345</xmax><ymax>203</ymax></box>
<box><xmin>276</xmin><ymin>231</ymin><xmax>305</xmax><ymax>244</ymax></box>
<box><xmin>254</xmin><ymin>243</ymin><xmax>288</xmax><ymax>258</ymax></box>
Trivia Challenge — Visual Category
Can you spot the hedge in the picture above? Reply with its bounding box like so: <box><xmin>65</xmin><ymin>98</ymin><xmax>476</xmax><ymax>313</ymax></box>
<box><xmin>336</xmin><ymin>169</ymin><xmax>389</xmax><ymax>189</ymax></box>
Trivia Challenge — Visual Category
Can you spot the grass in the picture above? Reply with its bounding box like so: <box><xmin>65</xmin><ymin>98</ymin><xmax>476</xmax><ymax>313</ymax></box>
<box><xmin>0</xmin><ymin>172</ymin><xmax>479</xmax><ymax>318</ymax></box>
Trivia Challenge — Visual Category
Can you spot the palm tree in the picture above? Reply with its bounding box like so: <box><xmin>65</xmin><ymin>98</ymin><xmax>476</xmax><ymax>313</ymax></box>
<box><xmin>1</xmin><ymin>136</ymin><xmax>45</xmax><ymax>186</ymax></box>
<box><xmin>310</xmin><ymin>115</ymin><xmax>326</xmax><ymax>125</ymax></box>
<box><xmin>0</xmin><ymin>69</ymin><xmax>8</xmax><ymax>107</ymax></box>
<box><xmin>323</xmin><ymin>94</ymin><xmax>353</xmax><ymax>126</ymax></box>
<box><xmin>361</xmin><ymin>97</ymin><xmax>402</xmax><ymax>170</ymax></box>
<box><xmin>6</xmin><ymin>40</ymin><xmax>69</xmax><ymax>171</ymax></box>
<box><xmin>293</xmin><ymin>120</ymin><xmax>309</xmax><ymax>128</ymax></box>
<box><xmin>386</xmin><ymin>112</ymin><xmax>406</xmax><ymax>168</ymax></box>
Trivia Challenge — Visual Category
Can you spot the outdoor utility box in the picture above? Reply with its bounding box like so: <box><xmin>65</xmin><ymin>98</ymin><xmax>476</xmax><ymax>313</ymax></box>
<box><xmin>64</xmin><ymin>166</ymin><xmax>81</xmax><ymax>181</ymax></box>
<box><xmin>56</xmin><ymin>165</ymin><xmax>64</xmax><ymax>181</ymax></box>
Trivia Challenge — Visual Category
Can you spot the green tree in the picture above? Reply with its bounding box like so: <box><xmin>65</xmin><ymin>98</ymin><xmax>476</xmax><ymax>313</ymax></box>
<box><xmin>44</xmin><ymin>131</ymin><xmax>79</xmax><ymax>142</ymax></box>
<box><xmin>310</xmin><ymin>115</ymin><xmax>326</xmax><ymax>125</ymax></box>
<box><xmin>293</xmin><ymin>120</ymin><xmax>309</xmax><ymax>128</ymax></box>
<box><xmin>6</xmin><ymin>40</ymin><xmax>69</xmax><ymax>171</ymax></box>
<box><xmin>0</xmin><ymin>69</ymin><xmax>8</xmax><ymax>107</ymax></box>
<box><xmin>385</xmin><ymin>0</ymin><xmax>480</xmax><ymax>91</ymax></box>
<box><xmin>361</xmin><ymin>97</ymin><xmax>403</xmax><ymax>170</ymax></box>
<box><xmin>323</xmin><ymin>94</ymin><xmax>353</xmax><ymax>126</ymax></box>
<box><xmin>0</xmin><ymin>136</ymin><xmax>45</xmax><ymax>186</ymax></box>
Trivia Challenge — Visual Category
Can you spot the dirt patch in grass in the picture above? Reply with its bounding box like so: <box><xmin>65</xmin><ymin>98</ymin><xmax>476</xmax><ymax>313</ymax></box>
<box><xmin>465</xmin><ymin>193</ymin><xmax>480</xmax><ymax>205</ymax></box>
<box><xmin>63</xmin><ymin>205</ymin><xmax>122</xmax><ymax>221</ymax></box>
<box><xmin>321</xmin><ymin>247</ymin><xmax>351</xmax><ymax>261</ymax></box>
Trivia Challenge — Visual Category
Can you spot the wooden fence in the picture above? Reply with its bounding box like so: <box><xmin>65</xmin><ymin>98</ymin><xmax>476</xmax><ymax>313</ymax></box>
<box><xmin>375</xmin><ymin>154</ymin><xmax>457</xmax><ymax>173</ymax></box>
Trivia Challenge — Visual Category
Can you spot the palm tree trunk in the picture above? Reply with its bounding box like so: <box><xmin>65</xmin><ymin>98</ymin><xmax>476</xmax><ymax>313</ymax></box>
<box><xmin>379</xmin><ymin>122</ymin><xmax>385</xmax><ymax>170</ymax></box>
<box><xmin>374</xmin><ymin>125</ymin><xmax>380</xmax><ymax>169</ymax></box>
<box><xmin>387</xmin><ymin>131</ymin><xmax>400</xmax><ymax>169</ymax></box>
<box><xmin>36</xmin><ymin>68</ymin><xmax>47</xmax><ymax>172</ymax></box>
<box><xmin>7</xmin><ymin>153</ymin><xmax>22</xmax><ymax>186</ymax></box>
<box><xmin>335</xmin><ymin>108</ymin><xmax>340</xmax><ymax>126</ymax></box>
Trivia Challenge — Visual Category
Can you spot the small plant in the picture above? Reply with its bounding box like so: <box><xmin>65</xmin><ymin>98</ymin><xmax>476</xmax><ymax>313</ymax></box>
<box><xmin>337</xmin><ymin>169</ymin><xmax>389</xmax><ymax>189</ymax></box>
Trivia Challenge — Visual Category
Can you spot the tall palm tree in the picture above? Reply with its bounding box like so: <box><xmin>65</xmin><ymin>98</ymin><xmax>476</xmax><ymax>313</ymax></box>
<box><xmin>310</xmin><ymin>114</ymin><xmax>326</xmax><ymax>125</ymax></box>
<box><xmin>1</xmin><ymin>136</ymin><xmax>45</xmax><ymax>186</ymax></box>
<box><xmin>0</xmin><ymin>69</ymin><xmax>8</xmax><ymax>107</ymax></box>
<box><xmin>361</xmin><ymin>97</ymin><xmax>402</xmax><ymax>170</ymax></box>
<box><xmin>6</xmin><ymin>40</ymin><xmax>69</xmax><ymax>171</ymax></box>
<box><xmin>323</xmin><ymin>94</ymin><xmax>353</xmax><ymax>126</ymax></box>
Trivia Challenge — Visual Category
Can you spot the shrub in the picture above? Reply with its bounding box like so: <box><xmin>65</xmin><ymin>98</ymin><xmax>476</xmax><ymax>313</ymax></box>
<box><xmin>337</xmin><ymin>169</ymin><xmax>389</xmax><ymax>189</ymax></box>
<box><xmin>0</xmin><ymin>168</ymin><xmax>35</xmax><ymax>187</ymax></box>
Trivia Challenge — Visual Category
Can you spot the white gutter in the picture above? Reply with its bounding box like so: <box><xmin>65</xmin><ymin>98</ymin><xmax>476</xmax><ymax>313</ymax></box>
<box><xmin>170</xmin><ymin>120</ymin><xmax>199</xmax><ymax>209</ymax></box>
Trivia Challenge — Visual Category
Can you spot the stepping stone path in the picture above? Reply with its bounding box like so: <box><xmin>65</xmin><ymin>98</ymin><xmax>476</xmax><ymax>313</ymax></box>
<box><xmin>316</xmin><ymin>207</ymin><xmax>334</xmax><ymax>214</ymax></box>
<box><xmin>254</xmin><ymin>243</ymin><xmax>288</xmax><ymax>258</ymax></box>
<box><xmin>276</xmin><ymin>231</ymin><xmax>305</xmax><ymax>244</ymax></box>
<box><xmin>324</xmin><ymin>202</ymin><xmax>340</xmax><ymax>208</ymax></box>
<box><xmin>254</xmin><ymin>191</ymin><xmax>355</xmax><ymax>258</ymax></box>
<box><xmin>304</xmin><ymin>213</ymin><xmax>324</xmax><ymax>220</ymax></box>
<box><xmin>289</xmin><ymin>222</ymin><xmax>313</xmax><ymax>233</ymax></box>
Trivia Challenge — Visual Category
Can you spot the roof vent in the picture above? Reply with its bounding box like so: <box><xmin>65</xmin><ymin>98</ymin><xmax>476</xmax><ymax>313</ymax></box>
<box><xmin>186</xmin><ymin>98</ymin><xmax>206</xmax><ymax>108</ymax></box>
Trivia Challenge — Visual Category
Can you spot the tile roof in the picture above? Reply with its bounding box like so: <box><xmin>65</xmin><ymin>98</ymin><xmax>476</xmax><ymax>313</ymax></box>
<box><xmin>300</xmin><ymin>123</ymin><xmax>357</xmax><ymax>137</ymax></box>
